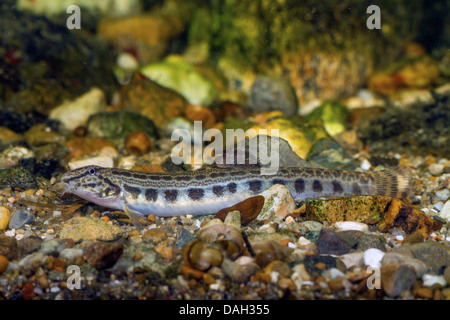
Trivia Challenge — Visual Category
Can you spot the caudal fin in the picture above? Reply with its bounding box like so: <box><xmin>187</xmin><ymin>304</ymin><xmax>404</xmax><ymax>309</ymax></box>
<box><xmin>372</xmin><ymin>166</ymin><xmax>413</xmax><ymax>199</ymax></box>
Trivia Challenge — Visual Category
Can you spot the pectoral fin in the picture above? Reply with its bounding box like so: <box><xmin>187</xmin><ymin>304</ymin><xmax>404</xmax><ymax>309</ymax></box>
<box><xmin>123</xmin><ymin>204</ymin><xmax>149</xmax><ymax>229</ymax></box>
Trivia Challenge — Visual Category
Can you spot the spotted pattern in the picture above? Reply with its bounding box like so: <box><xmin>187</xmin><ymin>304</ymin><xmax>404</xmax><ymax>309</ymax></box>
<box><xmin>188</xmin><ymin>188</ymin><xmax>205</xmax><ymax>201</ymax></box>
<box><xmin>248</xmin><ymin>180</ymin><xmax>262</xmax><ymax>194</ymax></box>
<box><xmin>227</xmin><ymin>182</ymin><xmax>237</xmax><ymax>194</ymax></box>
<box><xmin>164</xmin><ymin>190</ymin><xmax>178</xmax><ymax>203</ymax></box>
<box><xmin>332</xmin><ymin>181</ymin><xmax>344</xmax><ymax>194</ymax></box>
<box><xmin>312</xmin><ymin>180</ymin><xmax>323</xmax><ymax>193</ymax></box>
<box><xmin>145</xmin><ymin>188</ymin><xmax>158</xmax><ymax>202</ymax></box>
<box><xmin>212</xmin><ymin>185</ymin><xmax>225</xmax><ymax>197</ymax></box>
<box><xmin>352</xmin><ymin>183</ymin><xmax>362</xmax><ymax>194</ymax></box>
<box><xmin>124</xmin><ymin>184</ymin><xmax>141</xmax><ymax>199</ymax></box>
<box><xmin>295</xmin><ymin>179</ymin><xmax>305</xmax><ymax>193</ymax></box>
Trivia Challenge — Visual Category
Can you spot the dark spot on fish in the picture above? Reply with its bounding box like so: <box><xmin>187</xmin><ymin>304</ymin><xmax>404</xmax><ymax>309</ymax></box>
<box><xmin>177</xmin><ymin>175</ymin><xmax>192</xmax><ymax>181</ymax></box>
<box><xmin>272</xmin><ymin>179</ymin><xmax>285</xmax><ymax>186</ymax></box>
<box><xmin>359</xmin><ymin>175</ymin><xmax>369</xmax><ymax>184</ymax></box>
<box><xmin>209</xmin><ymin>172</ymin><xmax>221</xmax><ymax>179</ymax></box>
<box><xmin>227</xmin><ymin>182</ymin><xmax>237</xmax><ymax>194</ymax></box>
<box><xmin>295</xmin><ymin>179</ymin><xmax>305</xmax><ymax>193</ymax></box>
<box><xmin>124</xmin><ymin>184</ymin><xmax>141</xmax><ymax>199</ymax></box>
<box><xmin>248</xmin><ymin>180</ymin><xmax>262</xmax><ymax>194</ymax></box>
<box><xmin>212</xmin><ymin>185</ymin><xmax>224</xmax><ymax>197</ymax></box>
<box><xmin>332</xmin><ymin>181</ymin><xmax>344</xmax><ymax>193</ymax></box>
<box><xmin>145</xmin><ymin>188</ymin><xmax>158</xmax><ymax>202</ymax></box>
<box><xmin>230</xmin><ymin>170</ymin><xmax>244</xmax><ymax>177</ymax></box>
<box><xmin>194</xmin><ymin>174</ymin><xmax>206</xmax><ymax>180</ymax></box>
<box><xmin>164</xmin><ymin>190</ymin><xmax>178</xmax><ymax>203</ymax></box>
<box><xmin>188</xmin><ymin>188</ymin><xmax>205</xmax><ymax>201</ymax></box>
<box><xmin>352</xmin><ymin>183</ymin><xmax>362</xmax><ymax>194</ymax></box>
<box><xmin>312</xmin><ymin>180</ymin><xmax>323</xmax><ymax>193</ymax></box>
<box><xmin>83</xmin><ymin>183</ymin><xmax>98</xmax><ymax>189</ymax></box>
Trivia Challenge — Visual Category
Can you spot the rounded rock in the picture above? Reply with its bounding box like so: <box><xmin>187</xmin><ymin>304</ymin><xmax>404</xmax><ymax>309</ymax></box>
<box><xmin>0</xmin><ymin>255</ymin><xmax>8</xmax><ymax>274</ymax></box>
<box><xmin>0</xmin><ymin>206</ymin><xmax>10</xmax><ymax>230</ymax></box>
<box><xmin>9</xmin><ymin>209</ymin><xmax>35</xmax><ymax>229</ymax></box>
<box><xmin>125</xmin><ymin>131</ymin><xmax>151</xmax><ymax>156</ymax></box>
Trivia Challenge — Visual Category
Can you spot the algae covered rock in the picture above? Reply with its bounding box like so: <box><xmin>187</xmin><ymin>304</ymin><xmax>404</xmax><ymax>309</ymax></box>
<box><xmin>58</xmin><ymin>217</ymin><xmax>122</xmax><ymax>242</ymax></box>
<box><xmin>140</xmin><ymin>55</ymin><xmax>218</xmax><ymax>106</ymax></box>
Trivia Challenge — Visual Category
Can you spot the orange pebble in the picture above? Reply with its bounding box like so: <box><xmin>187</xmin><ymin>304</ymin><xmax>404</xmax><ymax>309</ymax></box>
<box><xmin>279</xmin><ymin>239</ymin><xmax>291</xmax><ymax>246</ymax></box>
<box><xmin>181</xmin><ymin>264</ymin><xmax>204</xmax><ymax>280</ymax></box>
<box><xmin>125</xmin><ymin>131</ymin><xmax>151</xmax><ymax>156</ymax></box>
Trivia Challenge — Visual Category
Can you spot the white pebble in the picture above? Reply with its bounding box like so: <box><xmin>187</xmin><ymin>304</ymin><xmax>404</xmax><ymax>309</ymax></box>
<box><xmin>364</xmin><ymin>248</ymin><xmax>385</xmax><ymax>269</ymax></box>
<box><xmin>297</xmin><ymin>236</ymin><xmax>312</xmax><ymax>246</ymax></box>
<box><xmin>68</xmin><ymin>155</ymin><xmax>114</xmax><ymax>170</ymax></box>
<box><xmin>53</xmin><ymin>211</ymin><xmax>61</xmax><ymax>217</ymax></box>
<box><xmin>434</xmin><ymin>201</ymin><xmax>444</xmax><ymax>212</ymax></box>
<box><xmin>334</xmin><ymin>221</ymin><xmax>369</xmax><ymax>232</ymax></box>
<box><xmin>422</xmin><ymin>274</ymin><xmax>447</xmax><ymax>287</ymax></box>
<box><xmin>438</xmin><ymin>200</ymin><xmax>450</xmax><ymax>223</ymax></box>
<box><xmin>395</xmin><ymin>235</ymin><xmax>404</xmax><ymax>241</ymax></box>
<box><xmin>360</xmin><ymin>159</ymin><xmax>372</xmax><ymax>171</ymax></box>
<box><xmin>15</xmin><ymin>234</ymin><xmax>24</xmax><ymax>241</ymax></box>
<box><xmin>429</xmin><ymin>163</ymin><xmax>444</xmax><ymax>176</ymax></box>
<box><xmin>117</xmin><ymin>52</ymin><xmax>139</xmax><ymax>71</ymax></box>
<box><xmin>4</xmin><ymin>229</ymin><xmax>15</xmax><ymax>237</ymax></box>
<box><xmin>435</xmin><ymin>189</ymin><xmax>450</xmax><ymax>202</ymax></box>
<box><xmin>287</xmin><ymin>242</ymin><xmax>297</xmax><ymax>249</ymax></box>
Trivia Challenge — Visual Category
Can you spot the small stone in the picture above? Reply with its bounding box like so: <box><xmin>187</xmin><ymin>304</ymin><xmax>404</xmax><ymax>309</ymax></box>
<box><xmin>339</xmin><ymin>252</ymin><xmax>365</xmax><ymax>269</ymax></box>
<box><xmin>356</xmin><ymin>233</ymin><xmax>386</xmax><ymax>252</ymax></box>
<box><xmin>84</xmin><ymin>242</ymin><xmax>124</xmax><ymax>270</ymax></box>
<box><xmin>422</xmin><ymin>274</ymin><xmax>447</xmax><ymax>287</ymax></box>
<box><xmin>67</xmin><ymin>155</ymin><xmax>114</xmax><ymax>170</ymax></box>
<box><xmin>247</xmin><ymin>75</ymin><xmax>298</xmax><ymax>116</ymax></box>
<box><xmin>9</xmin><ymin>209</ymin><xmax>35</xmax><ymax>229</ymax></box>
<box><xmin>18</xmin><ymin>236</ymin><xmax>42</xmax><ymax>257</ymax></box>
<box><xmin>438</xmin><ymin>200</ymin><xmax>450</xmax><ymax>223</ymax></box>
<box><xmin>257</xmin><ymin>185</ymin><xmax>296</xmax><ymax>221</ymax></box>
<box><xmin>409</xmin><ymin>242</ymin><xmax>450</xmax><ymax>273</ymax></box>
<box><xmin>59</xmin><ymin>248</ymin><xmax>84</xmax><ymax>264</ymax></box>
<box><xmin>381</xmin><ymin>264</ymin><xmax>417</xmax><ymax>297</ymax></box>
<box><xmin>304</xmin><ymin>254</ymin><xmax>337</xmax><ymax>277</ymax></box>
<box><xmin>299</xmin><ymin>221</ymin><xmax>324</xmax><ymax>232</ymax></box>
<box><xmin>185</xmin><ymin>104</ymin><xmax>216</xmax><ymax>128</ymax></box>
<box><xmin>142</xmin><ymin>228</ymin><xmax>166</xmax><ymax>243</ymax></box>
<box><xmin>334</xmin><ymin>221</ymin><xmax>369</xmax><ymax>232</ymax></box>
<box><xmin>58</xmin><ymin>217</ymin><xmax>122</xmax><ymax>241</ymax></box>
<box><xmin>0</xmin><ymin>235</ymin><xmax>18</xmax><ymax>260</ymax></box>
<box><xmin>39</xmin><ymin>239</ymin><xmax>65</xmax><ymax>256</ymax></box>
<box><xmin>413</xmin><ymin>288</ymin><xmax>433</xmax><ymax>299</ymax></box>
<box><xmin>429</xmin><ymin>163</ymin><xmax>444</xmax><ymax>176</ymax></box>
<box><xmin>50</xmin><ymin>88</ymin><xmax>106</xmax><ymax>132</ymax></box>
<box><xmin>444</xmin><ymin>266</ymin><xmax>450</xmax><ymax>284</ymax></box>
<box><xmin>435</xmin><ymin>189</ymin><xmax>450</xmax><ymax>202</ymax></box>
<box><xmin>0</xmin><ymin>206</ymin><xmax>10</xmax><ymax>230</ymax></box>
<box><xmin>124</xmin><ymin>131</ymin><xmax>151</xmax><ymax>156</ymax></box>
<box><xmin>0</xmin><ymin>255</ymin><xmax>8</xmax><ymax>274</ymax></box>
<box><xmin>317</xmin><ymin>229</ymin><xmax>353</xmax><ymax>255</ymax></box>
<box><xmin>223</xmin><ymin>210</ymin><xmax>242</xmax><ymax>230</ymax></box>
<box><xmin>364</xmin><ymin>248</ymin><xmax>385</xmax><ymax>268</ymax></box>
<box><xmin>381</xmin><ymin>251</ymin><xmax>430</xmax><ymax>278</ymax></box>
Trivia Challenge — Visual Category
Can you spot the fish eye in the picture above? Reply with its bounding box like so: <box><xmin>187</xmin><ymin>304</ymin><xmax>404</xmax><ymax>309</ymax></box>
<box><xmin>89</xmin><ymin>168</ymin><xmax>96</xmax><ymax>175</ymax></box>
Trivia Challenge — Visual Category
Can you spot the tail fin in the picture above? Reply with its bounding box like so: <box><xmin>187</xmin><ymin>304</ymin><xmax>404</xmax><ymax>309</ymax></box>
<box><xmin>372</xmin><ymin>166</ymin><xmax>413</xmax><ymax>199</ymax></box>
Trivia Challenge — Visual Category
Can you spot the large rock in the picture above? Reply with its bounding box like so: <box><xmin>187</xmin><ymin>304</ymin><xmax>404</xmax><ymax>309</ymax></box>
<box><xmin>58</xmin><ymin>217</ymin><xmax>122</xmax><ymax>242</ymax></box>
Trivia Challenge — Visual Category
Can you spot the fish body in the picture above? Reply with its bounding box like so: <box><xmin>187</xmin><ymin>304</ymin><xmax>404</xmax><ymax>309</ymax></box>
<box><xmin>62</xmin><ymin>165</ymin><xmax>412</xmax><ymax>226</ymax></box>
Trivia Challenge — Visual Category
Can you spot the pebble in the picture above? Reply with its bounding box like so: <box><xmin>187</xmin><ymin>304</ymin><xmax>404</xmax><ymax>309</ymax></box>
<box><xmin>59</xmin><ymin>248</ymin><xmax>84</xmax><ymax>264</ymax></box>
<box><xmin>316</xmin><ymin>229</ymin><xmax>352</xmax><ymax>256</ymax></box>
<box><xmin>422</xmin><ymin>274</ymin><xmax>447</xmax><ymax>287</ymax></box>
<box><xmin>58</xmin><ymin>217</ymin><xmax>122</xmax><ymax>241</ymax></box>
<box><xmin>9</xmin><ymin>209</ymin><xmax>35</xmax><ymax>229</ymax></box>
<box><xmin>435</xmin><ymin>189</ymin><xmax>450</xmax><ymax>202</ymax></box>
<box><xmin>429</xmin><ymin>163</ymin><xmax>444</xmax><ymax>176</ymax></box>
<box><xmin>247</xmin><ymin>76</ymin><xmax>298</xmax><ymax>116</ymax></box>
<box><xmin>39</xmin><ymin>239</ymin><xmax>65</xmax><ymax>256</ymax></box>
<box><xmin>409</xmin><ymin>242</ymin><xmax>450</xmax><ymax>273</ymax></box>
<box><xmin>257</xmin><ymin>185</ymin><xmax>296</xmax><ymax>221</ymax></box>
<box><xmin>339</xmin><ymin>252</ymin><xmax>364</xmax><ymax>269</ymax></box>
<box><xmin>334</xmin><ymin>221</ymin><xmax>369</xmax><ymax>233</ymax></box>
<box><xmin>438</xmin><ymin>200</ymin><xmax>450</xmax><ymax>222</ymax></box>
<box><xmin>364</xmin><ymin>248</ymin><xmax>385</xmax><ymax>268</ymax></box>
<box><xmin>67</xmin><ymin>155</ymin><xmax>114</xmax><ymax>170</ymax></box>
<box><xmin>124</xmin><ymin>132</ymin><xmax>151</xmax><ymax>156</ymax></box>
<box><xmin>49</xmin><ymin>88</ymin><xmax>106</xmax><ymax>132</ymax></box>
<box><xmin>85</xmin><ymin>242</ymin><xmax>124</xmax><ymax>270</ymax></box>
<box><xmin>381</xmin><ymin>251</ymin><xmax>430</xmax><ymax>278</ymax></box>
<box><xmin>0</xmin><ymin>255</ymin><xmax>8</xmax><ymax>274</ymax></box>
<box><xmin>381</xmin><ymin>264</ymin><xmax>417</xmax><ymax>297</ymax></box>
<box><xmin>0</xmin><ymin>206</ymin><xmax>10</xmax><ymax>230</ymax></box>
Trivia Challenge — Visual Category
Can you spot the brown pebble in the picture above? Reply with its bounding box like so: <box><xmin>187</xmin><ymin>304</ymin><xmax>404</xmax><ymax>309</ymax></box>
<box><xmin>328</xmin><ymin>277</ymin><xmax>345</xmax><ymax>291</ymax></box>
<box><xmin>22</xmin><ymin>282</ymin><xmax>35</xmax><ymax>300</ymax></box>
<box><xmin>84</xmin><ymin>242</ymin><xmax>124</xmax><ymax>270</ymax></box>
<box><xmin>185</xmin><ymin>104</ymin><xmax>216</xmax><ymax>128</ymax></box>
<box><xmin>125</xmin><ymin>131</ymin><xmax>151</xmax><ymax>156</ymax></box>
<box><xmin>0</xmin><ymin>255</ymin><xmax>8</xmax><ymax>274</ymax></box>
<box><xmin>413</xmin><ymin>288</ymin><xmax>433</xmax><ymax>299</ymax></box>
<box><xmin>52</xmin><ymin>257</ymin><xmax>66</xmax><ymax>272</ymax></box>
<box><xmin>155</xmin><ymin>245</ymin><xmax>174</xmax><ymax>262</ymax></box>
<box><xmin>133</xmin><ymin>252</ymin><xmax>143</xmax><ymax>262</ymax></box>
<box><xmin>277</xmin><ymin>278</ymin><xmax>297</xmax><ymax>291</ymax></box>
<box><xmin>203</xmin><ymin>273</ymin><xmax>216</xmax><ymax>285</ymax></box>
<box><xmin>142</xmin><ymin>228</ymin><xmax>166</xmax><ymax>243</ymax></box>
